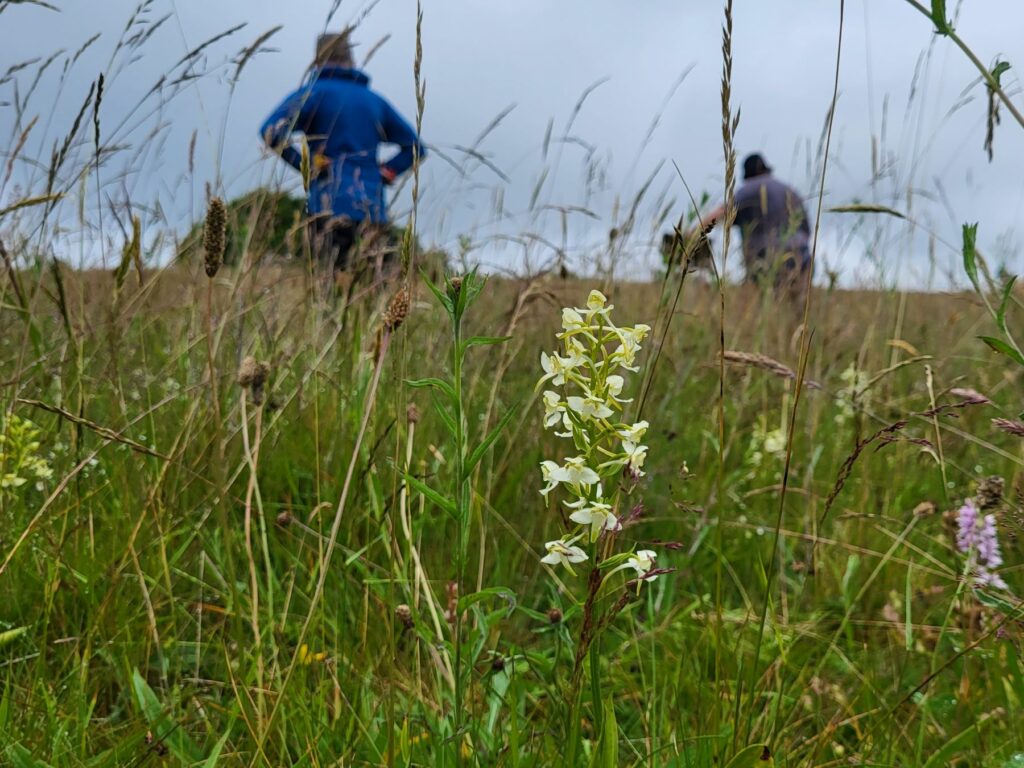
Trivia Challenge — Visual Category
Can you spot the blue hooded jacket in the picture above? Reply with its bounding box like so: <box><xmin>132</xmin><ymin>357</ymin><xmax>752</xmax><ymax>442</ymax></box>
<box><xmin>259</xmin><ymin>65</ymin><xmax>424</xmax><ymax>223</ymax></box>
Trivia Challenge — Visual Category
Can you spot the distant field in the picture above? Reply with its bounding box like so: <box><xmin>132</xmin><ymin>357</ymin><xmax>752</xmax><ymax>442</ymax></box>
<box><xmin>1</xmin><ymin>261</ymin><xmax>1022</xmax><ymax>765</ymax></box>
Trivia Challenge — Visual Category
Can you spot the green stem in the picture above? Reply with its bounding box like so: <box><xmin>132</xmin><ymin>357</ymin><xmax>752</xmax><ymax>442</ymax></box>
<box><xmin>589</xmin><ymin>635</ymin><xmax>603</xmax><ymax>746</ymax></box>
<box><xmin>452</xmin><ymin>310</ymin><xmax>468</xmax><ymax>765</ymax></box>
<box><xmin>903</xmin><ymin>0</ymin><xmax>1024</xmax><ymax>130</ymax></box>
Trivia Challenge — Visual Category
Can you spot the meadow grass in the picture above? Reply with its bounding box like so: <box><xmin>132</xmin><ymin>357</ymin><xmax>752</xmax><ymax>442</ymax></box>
<box><xmin>0</xmin><ymin>259</ymin><xmax>1022</xmax><ymax>766</ymax></box>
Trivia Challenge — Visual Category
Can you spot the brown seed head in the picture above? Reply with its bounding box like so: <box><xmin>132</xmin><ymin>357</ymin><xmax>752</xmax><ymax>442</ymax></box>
<box><xmin>237</xmin><ymin>356</ymin><xmax>271</xmax><ymax>405</ymax></box>
<box><xmin>203</xmin><ymin>196</ymin><xmax>226</xmax><ymax>278</ymax></box>
<box><xmin>395</xmin><ymin>603</ymin><xmax>414</xmax><ymax>630</ymax></box>
<box><xmin>383</xmin><ymin>285</ymin><xmax>410</xmax><ymax>331</ymax></box>
<box><xmin>237</xmin><ymin>356</ymin><xmax>260</xmax><ymax>386</ymax></box>
<box><xmin>547</xmin><ymin>607</ymin><xmax>563</xmax><ymax>625</ymax></box>
<box><xmin>406</xmin><ymin>403</ymin><xmax>420</xmax><ymax>424</ymax></box>
<box><xmin>275</xmin><ymin>510</ymin><xmax>293</xmax><ymax>528</ymax></box>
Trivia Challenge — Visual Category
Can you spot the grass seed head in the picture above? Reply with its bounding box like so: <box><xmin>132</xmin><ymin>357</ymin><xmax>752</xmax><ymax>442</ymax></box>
<box><xmin>993</xmin><ymin>417</ymin><xmax>1024</xmax><ymax>437</ymax></box>
<box><xmin>237</xmin><ymin>356</ymin><xmax>270</xmax><ymax>405</ymax></box>
<box><xmin>202</xmin><ymin>196</ymin><xmax>226</xmax><ymax>278</ymax></box>
<box><xmin>406</xmin><ymin>403</ymin><xmax>420</xmax><ymax>424</ymax></box>
<box><xmin>383</xmin><ymin>285</ymin><xmax>410</xmax><ymax>331</ymax></box>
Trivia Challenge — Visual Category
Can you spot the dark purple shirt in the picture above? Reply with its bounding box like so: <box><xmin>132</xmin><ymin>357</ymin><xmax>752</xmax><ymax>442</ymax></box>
<box><xmin>733</xmin><ymin>174</ymin><xmax>810</xmax><ymax>266</ymax></box>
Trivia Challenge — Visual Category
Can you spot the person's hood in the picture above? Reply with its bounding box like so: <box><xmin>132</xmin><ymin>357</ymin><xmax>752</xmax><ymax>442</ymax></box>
<box><xmin>312</xmin><ymin>65</ymin><xmax>370</xmax><ymax>86</ymax></box>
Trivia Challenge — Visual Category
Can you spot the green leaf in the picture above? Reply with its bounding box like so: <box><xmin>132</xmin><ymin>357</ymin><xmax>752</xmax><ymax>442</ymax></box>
<box><xmin>997</xmin><ymin>275</ymin><xmax>1017</xmax><ymax>333</ymax></box>
<box><xmin>962</xmin><ymin>222</ymin><xmax>980</xmax><ymax>291</ymax></box>
<box><xmin>829</xmin><ymin>203</ymin><xmax>905</xmax><ymax>219</ymax></box>
<box><xmin>464</xmin><ymin>403</ymin><xmax>519</xmax><ymax>478</ymax></box>
<box><xmin>405</xmin><ymin>376</ymin><xmax>456</xmax><ymax>402</ymax></box>
<box><xmin>593</xmin><ymin>694</ymin><xmax>618</xmax><ymax>768</ymax></box>
<box><xmin>202</xmin><ymin>729</ymin><xmax>232</xmax><ymax>767</ymax></box>
<box><xmin>973</xmin><ymin>588</ymin><xmax>1024</xmax><ymax>617</ymax></box>
<box><xmin>457</xmin><ymin>586</ymin><xmax>517</xmax><ymax>617</ymax></box>
<box><xmin>922</xmin><ymin>721</ymin><xmax>985</xmax><ymax>768</ymax></box>
<box><xmin>130</xmin><ymin>668</ymin><xmax>202</xmax><ymax>764</ymax></box>
<box><xmin>978</xmin><ymin>335</ymin><xmax>1024</xmax><ymax>367</ymax></box>
<box><xmin>992</xmin><ymin>60</ymin><xmax>1012</xmax><ymax>86</ymax></box>
<box><xmin>432</xmin><ymin>400</ymin><xmax>457</xmax><ymax>436</ymax></box>
<box><xmin>420</xmin><ymin>269</ymin><xmax>454</xmax><ymax>315</ymax></box>
<box><xmin>724</xmin><ymin>744</ymin><xmax>774</xmax><ymax>768</ymax></box>
<box><xmin>4</xmin><ymin>744</ymin><xmax>54</xmax><ymax>768</ymax></box>
<box><xmin>403</xmin><ymin>474</ymin><xmax>456</xmax><ymax>517</ymax></box>
<box><xmin>930</xmin><ymin>0</ymin><xmax>952</xmax><ymax>35</ymax></box>
<box><xmin>462</xmin><ymin>335</ymin><xmax>512</xmax><ymax>351</ymax></box>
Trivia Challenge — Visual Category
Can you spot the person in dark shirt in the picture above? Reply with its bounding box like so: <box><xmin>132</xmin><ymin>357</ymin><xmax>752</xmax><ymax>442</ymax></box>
<box><xmin>704</xmin><ymin>153</ymin><xmax>812</xmax><ymax>295</ymax></box>
<box><xmin>259</xmin><ymin>30</ymin><xmax>425</xmax><ymax>279</ymax></box>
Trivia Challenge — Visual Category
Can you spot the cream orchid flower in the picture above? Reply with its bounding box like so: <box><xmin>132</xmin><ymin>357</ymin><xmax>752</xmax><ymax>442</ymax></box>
<box><xmin>566</xmin><ymin>497</ymin><xmax>618</xmax><ymax>542</ymax></box>
<box><xmin>604</xmin><ymin>374</ymin><xmax>633</xmax><ymax>403</ymax></box>
<box><xmin>567</xmin><ymin>393</ymin><xmax>614</xmax><ymax>421</ymax></box>
<box><xmin>541</xmin><ymin>537</ymin><xmax>588</xmax><ymax>574</ymax></box>
<box><xmin>627</xmin><ymin>549</ymin><xmax>657</xmax><ymax>577</ymax></box>
<box><xmin>622</xmin><ymin>440</ymin><xmax>648</xmax><ymax>475</ymax></box>
<box><xmin>542</xmin><ymin>390</ymin><xmax>567</xmax><ymax>429</ymax></box>
<box><xmin>540</xmin><ymin>460</ymin><xmax>562</xmax><ymax>498</ymax></box>
<box><xmin>551</xmin><ymin>456</ymin><xmax>600</xmax><ymax>489</ymax></box>
<box><xmin>610</xmin><ymin>324</ymin><xmax>651</xmax><ymax>371</ymax></box>
<box><xmin>574</xmin><ymin>289</ymin><xmax>613</xmax><ymax>321</ymax></box>
<box><xmin>539</xmin><ymin>351</ymin><xmax>578</xmax><ymax>387</ymax></box>
<box><xmin>561</xmin><ymin>307</ymin><xmax>587</xmax><ymax>332</ymax></box>
<box><xmin>618</xmin><ymin>420</ymin><xmax>649</xmax><ymax>443</ymax></box>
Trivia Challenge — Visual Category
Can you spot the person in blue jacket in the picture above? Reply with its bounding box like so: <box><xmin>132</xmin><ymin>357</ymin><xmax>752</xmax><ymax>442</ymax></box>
<box><xmin>259</xmin><ymin>30</ymin><xmax>425</xmax><ymax>276</ymax></box>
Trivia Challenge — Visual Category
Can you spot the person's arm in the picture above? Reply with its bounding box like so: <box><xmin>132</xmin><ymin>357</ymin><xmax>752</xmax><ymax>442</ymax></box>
<box><xmin>703</xmin><ymin>203</ymin><xmax>726</xmax><ymax>229</ymax></box>
<box><xmin>258</xmin><ymin>87</ymin><xmax>312</xmax><ymax>172</ymax></box>
<box><xmin>378</xmin><ymin>99</ymin><xmax>426</xmax><ymax>184</ymax></box>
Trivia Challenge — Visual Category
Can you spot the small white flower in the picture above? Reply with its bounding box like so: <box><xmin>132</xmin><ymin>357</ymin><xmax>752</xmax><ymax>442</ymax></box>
<box><xmin>622</xmin><ymin>441</ymin><xmax>648</xmax><ymax>475</ymax></box>
<box><xmin>618</xmin><ymin>420</ymin><xmax>649</xmax><ymax>443</ymax></box>
<box><xmin>564</xmin><ymin>337</ymin><xmax>588</xmax><ymax>368</ymax></box>
<box><xmin>605</xmin><ymin>374</ymin><xmax>633</xmax><ymax>403</ymax></box>
<box><xmin>561</xmin><ymin>307</ymin><xmax>587</xmax><ymax>332</ymax></box>
<box><xmin>762</xmin><ymin>428</ymin><xmax>787</xmax><ymax>456</ymax></box>
<box><xmin>541</xmin><ymin>537</ymin><xmax>588</xmax><ymax>574</ymax></box>
<box><xmin>540</xmin><ymin>460</ymin><xmax>562</xmax><ymax>498</ymax></box>
<box><xmin>554</xmin><ymin>456</ymin><xmax>600</xmax><ymax>488</ymax></box>
<box><xmin>568</xmin><ymin>497</ymin><xmax>618</xmax><ymax>542</ymax></box>
<box><xmin>542</xmin><ymin>390</ymin><xmax>567</xmax><ymax>429</ymax></box>
<box><xmin>626</xmin><ymin>549</ymin><xmax>658</xmax><ymax>579</ymax></box>
<box><xmin>575</xmin><ymin>289</ymin><xmax>613</xmax><ymax>321</ymax></box>
<box><xmin>610</xmin><ymin>324</ymin><xmax>650</xmax><ymax>371</ymax></box>
<box><xmin>567</xmin><ymin>393</ymin><xmax>614</xmax><ymax>421</ymax></box>
<box><xmin>540</xmin><ymin>351</ymin><xmax>576</xmax><ymax>387</ymax></box>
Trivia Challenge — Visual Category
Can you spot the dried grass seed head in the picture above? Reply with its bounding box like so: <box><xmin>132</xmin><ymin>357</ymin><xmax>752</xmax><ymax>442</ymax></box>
<box><xmin>203</xmin><ymin>196</ymin><xmax>226</xmax><ymax>278</ymax></box>
<box><xmin>383</xmin><ymin>285</ymin><xmax>410</xmax><ymax>331</ymax></box>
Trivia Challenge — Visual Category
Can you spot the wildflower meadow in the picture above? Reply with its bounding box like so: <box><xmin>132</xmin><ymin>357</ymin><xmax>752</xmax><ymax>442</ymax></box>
<box><xmin>2</xmin><ymin>1</ymin><xmax>1024</xmax><ymax>767</ymax></box>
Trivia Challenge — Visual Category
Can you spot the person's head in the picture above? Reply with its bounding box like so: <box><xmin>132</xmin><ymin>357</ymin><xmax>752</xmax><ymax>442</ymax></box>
<box><xmin>742</xmin><ymin>153</ymin><xmax>772</xmax><ymax>181</ymax></box>
<box><xmin>315</xmin><ymin>29</ymin><xmax>355</xmax><ymax>68</ymax></box>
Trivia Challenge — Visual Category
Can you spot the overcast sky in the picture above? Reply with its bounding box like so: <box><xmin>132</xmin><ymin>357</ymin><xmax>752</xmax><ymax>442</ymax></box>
<box><xmin>2</xmin><ymin>0</ymin><xmax>1023</xmax><ymax>288</ymax></box>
